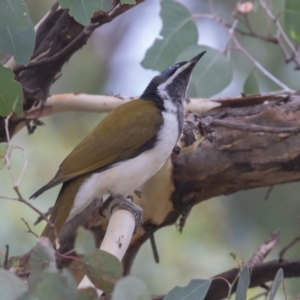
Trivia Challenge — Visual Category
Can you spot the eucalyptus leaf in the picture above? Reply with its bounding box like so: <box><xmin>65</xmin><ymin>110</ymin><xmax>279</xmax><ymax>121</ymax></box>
<box><xmin>243</xmin><ymin>70</ymin><xmax>260</xmax><ymax>95</ymax></box>
<box><xmin>142</xmin><ymin>0</ymin><xmax>198</xmax><ymax>71</ymax></box>
<box><xmin>285</xmin><ymin>0</ymin><xmax>300</xmax><ymax>43</ymax></box>
<box><xmin>78</xmin><ymin>287</ymin><xmax>98</xmax><ymax>300</ymax></box>
<box><xmin>27</xmin><ymin>237</ymin><xmax>56</xmax><ymax>290</ymax></box>
<box><xmin>82</xmin><ymin>249</ymin><xmax>123</xmax><ymax>293</ymax></box>
<box><xmin>0</xmin><ymin>0</ymin><xmax>29</xmax><ymax>30</ymax></box>
<box><xmin>0</xmin><ymin>18</ymin><xmax>35</xmax><ymax>65</ymax></box>
<box><xmin>235</xmin><ymin>267</ymin><xmax>250</xmax><ymax>300</ymax></box>
<box><xmin>176</xmin><ymin>45</ymin><xmax>233</xmax><ymax>98</ymax></box>
<box><xmin>112</xmin><ymin>276</ymin><xmax>151</xmax><ymax>300</ymax></box>
<box><xmin>0</xmin><ymin>142</ymin><xmax>8</xmax><ymax>156</ymax></box>
<box><xmin>0</xmin><ymin>64</ymin><xmax>23</xmax><ymax>116</ymax></box>
<box><xmin>120</xmin><ymin>0</ymin><xmax>136</xmax><ymax>4</ymax></box>
<box><xmin>59</xmin><ymin>0</ymin><xmax>112</xmax><ymax>26</ymax></box>
<box><xmin>269</xmin><ymin>268</ymin><xmax>284</xmax><ymax>300</ymax></box>
<box><xmin>75</xmin><ymin>227</ymin><xmax>96</xmax><ymax>255</ymax></box>
<box><xmin>0</xmin><ymin>269</ymin><xmax>28</xmax><ymax>300</ymax></box>
<box><xmin>164</xmin><ymin>279</ymin><xmax>212</xmax><ymax>300</ymax></box>
<box><xmin>31</xmin><ymin>268</ymin><xmax>78</xmax><ymax>300</ymax></box>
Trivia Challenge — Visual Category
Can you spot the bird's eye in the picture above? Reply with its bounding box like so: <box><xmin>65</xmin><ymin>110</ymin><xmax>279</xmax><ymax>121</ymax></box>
<box><xmin>161</xmin><ymin>64</ymin><xmax>179</xmax><ymax>76</ymax></box>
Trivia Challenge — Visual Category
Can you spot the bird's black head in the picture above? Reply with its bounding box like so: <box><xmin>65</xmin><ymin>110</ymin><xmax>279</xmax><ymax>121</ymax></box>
<box><xmin>141</xmin><ymin>51</ymin><xmax>206</xmax><ymax>110</ymax></box>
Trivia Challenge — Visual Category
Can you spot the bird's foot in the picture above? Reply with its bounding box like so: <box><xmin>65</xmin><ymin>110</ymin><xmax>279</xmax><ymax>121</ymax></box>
<box><xmin>100</xmin><ymin>194</ymin><xmax>143</xmax><ymax>234</ymax></box>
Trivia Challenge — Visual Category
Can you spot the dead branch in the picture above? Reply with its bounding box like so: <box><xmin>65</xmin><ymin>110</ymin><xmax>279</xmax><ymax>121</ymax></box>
<box><xmin>247</xmin><ymin>230</ymin><xmax>280</xmax><ymax>266</ymax></box>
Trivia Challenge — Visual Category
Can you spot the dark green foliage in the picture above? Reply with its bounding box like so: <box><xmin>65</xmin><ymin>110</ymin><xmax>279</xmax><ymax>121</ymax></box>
<box><xmin>0</xmin><ymin>269</ymin><xmax>27</xmax><ymax>300</ymax></box>
<box><xmin>269</xmin><ymin>269</ymin><xmax>284</xmax><ymax>300</ymax></box>
<box><xmin>141</xmin><ymin>0</ymin><xmax>198</xmax><ymax>71</ymax></box>
<box><xmin>58</xmin><ymin>0</ymin><xmax>113</xmax><ymax>25</ymax></box>
<box><xmin>164</xmin><ymin>279</ymin><xmax>212</xmax><ymax>300</ymax></box>
<box><xmin>27</xmin><ymin>237</ymin><xmax>56</xmax><ymax>289</ymax></box>
<box><xmin>243</xmin><ymin>70</ymin><xmax>260</xmax><ymax>94</ymax></box>
<box><xmin>82</xmin><ymin>249</ymin><xmax>123</xmax><ymax>293</ymax></box>
<box><xmin>285</xmin><ymin>0</ymin><xmax>300</xmax><ymax>43</ymax></box>
<box><xmin>0</xmin><ymin>65</ymin><xmax>23</xmax><ymax>116</ymax></box>
<box><xmin>0</xmin><ymin>0</ymin><xmax>35</xmax><ymax>65</ymax></box>
<box><xmin>75</xmin><ymin>226</ymin><xmax>97</xmax><ymax>256</ymax></box>
<box><xmin>177</xmin><ymin>45</ymin><xmax>232</xmax><ymax>97</ymax></box>
<box><xmin>235</xmin><ymin>267</ymin><xmax>250</xmax><ymax>300</ymax></box>
<box><xmin>112</xmin><ymin>276</ymin><xmax>151</xmax><ymax>300</ymax></box>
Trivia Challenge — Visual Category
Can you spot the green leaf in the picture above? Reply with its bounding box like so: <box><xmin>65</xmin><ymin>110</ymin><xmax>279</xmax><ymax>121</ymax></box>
<box><xmin>235</xmin><ymin>267</ymin><xmax>250</xmax><ymax>300</ymax></box>
<box><xmin>112</xmin><ymin>276</ymin><xmax>151</xmax><ymax>300</ymax></box>
<box><xmin>59</xmin><ymin>0</ymin><xmax>112</xmax><ymax>26</ymax></box>
<box><xmin>0</xmin><ymin>142</ymin><xmax>8</xmax><ymax>156</ymax></box>
<box><xmin>164</xmin><ymin>279</ymin><xmax>212</xmax><ymax>300</ymax></box>
<box><xmin>176</xmin><ymin>45</ymin><xmax>233</xmax><ymax>98</ymax></box>
<box><xmin>120</xmin><ymin>0</ymin><xmax>136</xmax><ymax>4</ymax></box>
<box><xmin>0</xmin><ymin>269</ymin><xmax>27</xmax><ymax>300</ymax></box>
<box><xmin>0</xmin><ymin>0</ymin><xmax>35</xmax><ymax>65</ymax></box>
<box><xmin>17</xmin><ymin>291</ymin><xmax>33</xmax><ymax>300</ymax></box>
<box><xmin>82</xmin><ymin>249</ymin><xmax>123</xmax><ymax>293</ymax></box>
<box><xmin>0</xmin><ymin>64</ymin><xmax>23</xmax><ymax>116</ymax></box>
<box><xmin>230</xmin><ymin>252</ymin><xmax>237</xmax><ymax>260</ymax></box>
<box><xmin>243</xmin><ymin>70</ymin><xmax>260</xmax><ymax>95</ymax></box>
<box><xmin>99</xmin><ymin>0</ymin><xmax>113</xmax><ymax>12</ymax></box>
<box><xmin>75</xmin><ymin>227</ymin><xmax>96</xmax><ymax>255</ymax></box>
<box><xmin>269</xmin><ymin>269</ymin><xmax>284</xmax><ymax>300</ymax></box>
<box><xmin>141</xmin><ymin>0</ymin><xmax>198</xmax><ymax>71</ymax></box>
<box><xmin>28</xmin><ymin>237</ymin><xmax>56</xmax><ymax>290</ymax></box>
<box><xmin>31</xmin><ymin>268</ymin><xmax>78</xmax><ymax>300</ymax></box>
<box><xmin>0</xmin><ymin>0</ymin><xmax>29</xmax><ymax>30</ymax></box>
<box><xmin>285</xmin><ymin>0</ymin><xmax>300</xmax><ymax>43</ymax></box>
<box><xmin>6</xmin><ymin>256</ymin><xmax>21</xmax><ymax>269</ymax></box>
<box><xmin>78</xmin><ymin>288</ymin><xmax>99</xmax><ymax>300</ymax></box>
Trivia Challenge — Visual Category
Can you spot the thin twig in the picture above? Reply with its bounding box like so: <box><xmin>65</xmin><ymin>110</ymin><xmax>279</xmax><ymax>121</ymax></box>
<box><xmin>13</xmin><ymin>146</ymin><xmax>27</xmax><ymax>187</ymax></box>
<box><xmin>235</xmin><ymin>13</ymin><xmax>278</xmax><ymax>44</ymax></box>
<box><xmin>1</xmin><ymin>116</ymin><xmax>59</xmax><ymax>242</ymax></box>
<box><xmin>279</xmin><ymin>235</ymin><xmax>300</xmax><ymax>260</ymax></box>
<box><xmin>21</xmin><ymin>218</ymin><xmax>39</xmax><ymax>238</ymax></box>
<box><xmin>264</xmin><ymin>186</ymin><xmax>274</xmax><ymax>200</ymax></box>
<box><xmin>228</xmin><ymin>20</ymin><xmax>294</xmax><ymax>92</ymax></box>
<box><xmin>235</xmin><ymin>27</ymin><xmax>278</xmax><ymax>43</ymax></box>
<box><xmin>192</xmin><ymin>15</ymin><xmax>294</xmax><ymax>92</ymax></box>
<box><xmin>34</xmin><ymin>206</ymin><xmax>53</xmax><ymax>225</ymax></box>
<box><xmin>4</xmin><ymin>245</ymin><xmax>9</xmax><ymax>269</ymax></box>
<box><xmin>13</xmin><ymin>186</ymin><xmax>59</xmax><ymax>241</ymax></box>
<box><xmin>247</xmin><ymin>230</ymin><xmax>280</xmax><ymax>266</ymax></box>
<box><xmin>260</xmin><ymin>0</ymin><xmax>300</xmax><ymax>67</ymax></box>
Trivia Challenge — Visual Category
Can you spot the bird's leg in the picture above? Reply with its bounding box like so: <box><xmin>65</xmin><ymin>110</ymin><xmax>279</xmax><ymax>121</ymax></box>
<box><xmin>100</xmin><ymin>194</ymin><xmax>143</xmax><ymax>233</ymax></box>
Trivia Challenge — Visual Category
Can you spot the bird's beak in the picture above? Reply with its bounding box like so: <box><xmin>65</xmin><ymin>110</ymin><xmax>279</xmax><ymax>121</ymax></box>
<box><xmin>177</xmin><ymin>51</ymin><xmax>206</xmax><ymax>76</ymax></box>
<box><xmin>188</xmin><ymin>51</ymin><xmax>206</xmax><ymax>67</ymax></box>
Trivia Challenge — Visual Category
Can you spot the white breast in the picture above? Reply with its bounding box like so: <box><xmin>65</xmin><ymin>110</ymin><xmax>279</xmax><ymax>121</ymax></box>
<box><xmin>67</xmin><ymin>110</ymin><xmax>179</xmax><ymax>221</ymax></box>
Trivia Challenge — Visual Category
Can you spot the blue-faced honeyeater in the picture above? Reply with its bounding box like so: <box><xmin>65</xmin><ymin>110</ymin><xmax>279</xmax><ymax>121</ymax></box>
<box><xmin>31</xmin><ymin>52</ymin><xmax>206</xmax><ymax>242</ymax></box>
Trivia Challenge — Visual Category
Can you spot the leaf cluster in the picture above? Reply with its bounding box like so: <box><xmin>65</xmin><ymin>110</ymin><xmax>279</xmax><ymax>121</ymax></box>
<box><xmin>0</xmin><ymin>228</ymin><xmax>287</xmax><ymax>300</ymax></box>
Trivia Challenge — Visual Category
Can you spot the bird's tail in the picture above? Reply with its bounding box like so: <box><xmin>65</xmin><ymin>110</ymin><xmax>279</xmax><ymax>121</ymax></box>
<box><xmin>41</xmin><ymin>175</ymin><xmax>88</xmax><ymax>243</ymax></box>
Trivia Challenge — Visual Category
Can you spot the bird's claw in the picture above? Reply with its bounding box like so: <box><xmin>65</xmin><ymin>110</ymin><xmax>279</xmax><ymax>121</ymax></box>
<box><xmin>100</xmin><ymin>194</ymin><xmax>143</xmax><ymax>234</ymax></box>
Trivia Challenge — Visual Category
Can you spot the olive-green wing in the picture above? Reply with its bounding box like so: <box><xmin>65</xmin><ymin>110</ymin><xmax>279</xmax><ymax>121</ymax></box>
<box><xmin>31</xmin><ymin>100</ymin><xmax>162</xmax><ymax>198</ymax></box>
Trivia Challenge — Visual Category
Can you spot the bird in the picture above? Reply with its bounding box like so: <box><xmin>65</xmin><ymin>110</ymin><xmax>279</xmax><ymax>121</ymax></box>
<box><xmin>31</xmin><ymin>51</ymin><xmax>206</xmax><ymax>242</ymax></box>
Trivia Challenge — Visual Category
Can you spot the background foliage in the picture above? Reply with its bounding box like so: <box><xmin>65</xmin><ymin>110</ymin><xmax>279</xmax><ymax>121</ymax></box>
<box><xmin>0</xmin><ymin>0</ymin><xmax>300</xmax><ymax>298</ymax></box>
